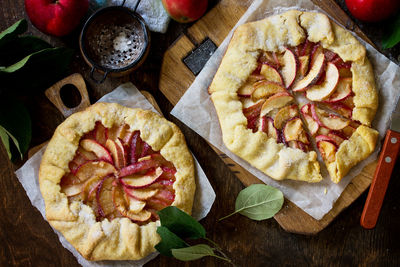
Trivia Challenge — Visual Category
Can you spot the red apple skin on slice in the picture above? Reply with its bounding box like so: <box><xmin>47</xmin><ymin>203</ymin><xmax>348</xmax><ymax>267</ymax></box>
<box><xmin>319</xmin><ymin>114</ymin><xmax>350</xmax><ymax>130</ymax></box>
<box><xmin>260</xmin><ymin>63</ymin><xmax>283</xmax><ymax>85</ymax></box>
<box><xmin>69</xmin><ymin>152</ymin><xmax>89</xmax><ymax>174</ymax></box>
<box><xmin>124</xmin><ymin>187</ymin><xmax>159</xmax><ymax>200</ymax></box>
<box><xmin>97</xmin><ymin>176</ymin><xmax>116</xmax><ymax>218</ymax></box>
<box><xmin>243</xmin><ymin>100</ymin><xmax>265</xmax><ymax>119</ymax></box>
<box><xmin>259</xmin><ymin>92</ymin><xmax>294</xmax><ymax>118</ymax></box>
<box><xmin>61</xmin><ymin>183</ymin><xmax>83</xmax><ymax>197</ymax></box>
<box><xmin>120</xmin><ymin>167</ymin><xmax>163</xmax><ymax>189</ymax></box>
<box><xmin>130</xmin><ymin>131</ymin><xmax>142</xmax><ymax>164</ymax></box>
<box><xmin>324</xmin><ymin>78</ymin><xmax>352</xmax><ymax>103</ymax></box>
<box><xmin>251</xmin><ymin>80</ymin><xmax>286</xmax><ymax>100</ymax></box>
<box><xmin>323</xmin><ymin>102</ymin><xmax>353</xmax><ymax>118</ymax></box>
<box><xmin>306</xmin><ymin>63</ymin><xmax>339</xmax><ymax>101</ymax></box>
<box><xmin>259</xmin><ymin>51</ymin><xmax>281</xmax><ymax>69</ymax></box>
<box><xmin>80</xmin><ymin>175</ymin><xmax>105</xmax><ymax>202</ymax></box>
<box><xmin>260</xmin><ymin>116</ymin><xmax>279</xmax><ymax>139</ymax></box>
<box><xmin>338</xmin><ymin>68</ymin><xmax>352</xmax><ymax>78</ymax></box>
<box><xmin>80</xmin><ymin>139</ymin><xmax>113</xmax><ymax>164</ymax></box>
<box><xmin>119</xmin><ymin>159</ymin><xmax>161</xmax><ymax>177</ymax></box>
<box><xmin>94</xmin><ymin>122</ymin><xmax>107</xmax><ymax>145</ymax></box>
<box><xmin>298</xmin><ymin>55</ymin><xmax>310</xmax><ymax>77</ymax></box>
<box><xmin>77</xmin><ymin>147</ymin><xmax>97</xmax><ymax>161</ymax></box>
<box><xmin>303</xmin><ymin>114</ymin><xmax>319</xmax><ymax>135</ymax></box>
<box><xmin>317</xmin><ymin>140</ymin><xmax>337</xmax><ymax>162</ymax></box>
<box><xmin>292</xmin><ymin>52</ymin><xmax>326</xmax><ymax>92</ymax></box>
<box><xmin>154</xmin><ymin>189</ymin><xmax>175</xmax><ymax>204</ymax></box>
<box><xmin>280</xmin><ymin>48</ymin><xmax>298</xmax><ymax>88</ymax></box>
<box><xmin>328</xmin><ymin>131</ymin><xmax>347</xmax><ymax>145</ymax></box>
<box><xmin>300</xmin><ymin>103</ymin><xmax>311</xmax><ymax>116</ymax></box>
<box><xmin>105</xmin><ymin>139</ymin><xmax>126</xmax><ymax>169</ymax></box>
<box><xmin>75</xmin><ymin>160</ymin><xmax>116</xmax><ymax>182</ymax></box>
<box><xmin>273</xmin><ymin>104</ymin><xmax>299</xmax><ymax>130</ymax></box>
<box><xmin>237</xmin><ymin>81</ymin><xmax>257</xmax><ymax>97</ymax></box>
<box><xmin>112</xmin><ymin>183</ymin><xmax>151</xmax><ymax>222</ymax></box>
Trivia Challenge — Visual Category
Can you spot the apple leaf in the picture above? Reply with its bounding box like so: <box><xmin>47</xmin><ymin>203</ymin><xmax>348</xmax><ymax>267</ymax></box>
<box><xmin>0</xmin><ymin>126</ymin><xmax>12</xmax><ymax>159</ymax></box>
<box><xmin>171</xmin><ymin>244</ymin><xmax>215</xmax><ymax>261</ymax></box>
<box><xmin>219</xmin><ymin>184</ymin><xmax>284</xmax><ymax>221</ymax></box>
<box><xmin>0</xmin><ymin>19</ymin><xmax>27</xmax><ymax>48</ymax></box>
<box><xmin>0</xmin><ymin>97</ymin><xmax>31</xmax><ymax>160</ymax></box>
<box><xmin>155</xmin><ymin>226</ymin><xmax>188</xmax><ymax>257</ymax></box>
<box><xmin>382</xmin><ymin>13</ymin><xmax>400</xmax><ymax>49</ymax></box>
<box><xmin>0</xmin><ymin>36</ymin><xmax>52</xmax><ymax>67</ymax></box>
<box><xmin>157</xmin><ymin>206</ymin><xmax>206</xmax><ymax>239</ymax></box>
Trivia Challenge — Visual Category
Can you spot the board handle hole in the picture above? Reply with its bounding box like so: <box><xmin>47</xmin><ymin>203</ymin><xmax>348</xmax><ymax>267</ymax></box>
<box><xmin>60</xmin><ymin>84</ymin><xmax>82</xmax><ymax>108</ymax></box>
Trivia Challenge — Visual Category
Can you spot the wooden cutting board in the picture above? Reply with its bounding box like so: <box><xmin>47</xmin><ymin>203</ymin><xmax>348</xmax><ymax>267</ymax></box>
<box><xmin>159</xmin><ymin>0</ymin><xmax>378</xmax><ymax>234</ymax></box>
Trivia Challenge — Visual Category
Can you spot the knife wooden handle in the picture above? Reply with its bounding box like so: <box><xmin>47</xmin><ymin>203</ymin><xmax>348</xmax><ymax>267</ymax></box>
<box><xmin>360</xmin><ymin>130</ymin><xmax>400</xmax><ymax>229</ymax></box>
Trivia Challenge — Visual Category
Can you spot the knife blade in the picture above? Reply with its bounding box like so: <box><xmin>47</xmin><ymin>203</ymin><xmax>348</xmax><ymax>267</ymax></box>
<box><xmin>360</xmin><ymin>98</ymin><xmax>400</xmax><ymax>229</ymax></box>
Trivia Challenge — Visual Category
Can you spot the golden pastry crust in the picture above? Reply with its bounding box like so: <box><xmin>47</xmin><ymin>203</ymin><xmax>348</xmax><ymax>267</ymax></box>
<box><xmin>39</xmin><ymin>102</ymin><xmax>196</xmax><ymax>260</ymax></box>
<box><xmin>209</xmin><ymin>10</ymin><xmax>378</xmax><ymax>183</ymax></box>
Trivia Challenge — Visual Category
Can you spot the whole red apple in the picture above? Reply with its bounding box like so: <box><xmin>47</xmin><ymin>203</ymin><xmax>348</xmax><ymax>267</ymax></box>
<box><xmin>162</xmin><ymin>0</ymin><xmax>208</xmax><ymax>23</ymax></box>
<box><xmin>345</xmin><ymin>0</ymin><xmax>400</xmax><ymax>22</ymax></box>
<box><xmin>25</xmin><ymin>0</ymin><xmax>89</xmax><ymax>36</ymax></box>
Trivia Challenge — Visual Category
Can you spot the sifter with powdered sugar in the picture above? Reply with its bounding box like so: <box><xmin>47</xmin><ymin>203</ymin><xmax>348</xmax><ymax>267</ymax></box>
<box><xmin>79</xmin><ymin>0</ymin><xmax>150</xmax><ymax>83</ymax></box>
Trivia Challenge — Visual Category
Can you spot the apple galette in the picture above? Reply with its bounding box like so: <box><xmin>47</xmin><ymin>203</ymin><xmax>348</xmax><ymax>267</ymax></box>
<box><xmin>39</xmin><ymin>102</ymin><xmax>195</xmax><ymax>260</ymax></box>
<box><xmin>209</xmin><ymin>10</ymin><xmax>378</xmax><ymax>183</ymax></box>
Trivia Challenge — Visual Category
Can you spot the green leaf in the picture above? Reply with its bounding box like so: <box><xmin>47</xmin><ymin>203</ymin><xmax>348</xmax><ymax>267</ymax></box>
<box><xmin>0</xmin><ymin>19</ymin><xmax>27</xmax><ymax>48</ymax></box>
<box><xmin>0</xmin><ymin>126</ymin><xmax>11</xmax><ymax>159</ymax></box>
<box><xmin>155</xmin><ymin>226</ymin><xmax>188</xmax><ymax>257</ymax></box>
<box><xmin>0</xmin><ymin>125</ymin><xmax>22</xmax><ymax>160</ymax></box>
<box><xmin>0</xmin><ymin>97</ymin><xmax>31</xmax><ymax>160</ymax></box>
<box><xmin>0</xmin><ymin>36</ymin><xmax>52</xmax><ymax>66</ymax></box>
<box><xmin>382</xmin><ymin>13</ymin><xmax>400</xmax><ymax>49</ymax></box>
<box><xmin>0</xmin><ymin>47</ymin><xmax>73</xmax><ymax>91</ymax></box>
<box><xmin>158</xmin><ymin>206</ymin><xmax>206</xmax><ymax>239</ymax></box>
<box><xmin>219</xmin><ymin>184</ymin><xmax>284</xmax><ymax>221</ymax></box>
<box><xmin>172</xmin><ymin>244</ymin><xmax>215</xmax><ymax>261</ymax></box>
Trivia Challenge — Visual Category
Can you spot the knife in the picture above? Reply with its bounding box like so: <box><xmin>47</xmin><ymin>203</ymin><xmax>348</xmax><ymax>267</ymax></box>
<box><xmin>360</xmin><ymin>100</ymin><xmax>400</xmax><ymax>229</ymax></box>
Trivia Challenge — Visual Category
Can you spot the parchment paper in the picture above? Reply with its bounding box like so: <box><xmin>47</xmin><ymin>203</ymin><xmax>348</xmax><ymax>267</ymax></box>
<box><xmin>171</xmin><ymin>0</ymin><xmax>400</xmax><ymax>220</ymax></box>
<box><xmin>15</xmin><ymin>82</ymin><xmax>216</xmax><ymax>267</ymax></box>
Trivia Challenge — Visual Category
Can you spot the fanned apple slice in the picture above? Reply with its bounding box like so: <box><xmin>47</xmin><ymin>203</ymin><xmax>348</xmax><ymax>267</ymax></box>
<box><xmin>303</xmin><ymin>114</ymin><xmax>319</xmax><ymax>135</ymax></box>
<box><xmin>273</xmin><ymin>104</ymin><xmax>298</xmax><ymax>130</ymax></box>
<box><xmin>316</xmin><ymin>135</ymin><xmax>338</xmax><ymax>145</ymax></box>
<box><xmin>96</xmin><ymin>176</ymin><xmax>116</xmax><ymax>218</ymax></box>
<box><xmin>120</xmin><ymin>167</ymin><xmax>163</xmax><ymax>189</ymax></box>
<box><xmin>306</xmin><ymin>63</ymin><xmax>339</xmax><ymax>101</ymax></box>
<box><xmin>61</xmin><ymin>183</ymin><xmax>83</xmax><ymax>197</ymax></box>
<box><xmin>323</xmin><ymin>102</ymin><xmax>353</xmax><ymax>118</ymax></box>
<box><xmin>318</xmin><ymin>126</ymin><xmax>330</xmax><ymax>136</ymax></box>
<box><xmin>317</xmin><ymin>140</ymin><xmax>337</xmax><ymax>162</ymax></box>
<box><xmin>280</xmin><ymin>48</ymin><xmax>298</xmax><ymax>88</ymax></box>
<box><xmin>105</xmin><ymin>139</ymin><xmax>126</xmax><ymax>169</ymax></box>
<box><xmin>292</xmin><ymin>52</ymin><xmax>326</xmax><ymax>91</ymax></box>
<box><xmin>154</xmin><ymin>189</ymin><xmax>175</xmax><ymax>204</ymax></box>
<box><xmin>80</xmin><ymin>175</ymin><xmax>104</xmax><ymax>202</ymax></box>
<box><xmin>260</xmin><ymin>116</ymin><xmax>279</xmax><ymax>139</ymax></box>
<box><xmin>342</xmin><ymin>125</ymin><xmax>357</xmax><ymax>137</ymax></box>
<box><xmin>112</xmin><ymin>184</ymin><xmax>151</xmax><ymax>221</ymax></box>
<box><xmin>240</xmin><ymin>98</ymin><xmax>262</xmax><ymax>109</ymax></box>
<box><xmin>328</xmin><ymin>132</ymin><xmax>346</xmax><ymax>145</ymax></box>
<box><xmin>106</xmin><ymin>124</ymin><xmax>130</xmax><ymax>141</ymax></box>
<box><xmin>324</xmin><ymin>78</ymin><xmax>352</xmax><ymax>103</ymax></box>
<box><xmin>260</xmin><ymin>92</ymin><xmax>294</xmax><ymax>117</ymax></box>
<box><xmin>260</xmin><ymin>63</ymin><xmax>283</xmax><ymax>85</ymax></box>
<box><xmin>93</xmin><ymin>122</ymin><xmax>107</xmax><ymax>145</ymax></box>
<box><xmin>251</xmin><ymin>80</ymin><xmax>286</xmax><ymax>100</ymax></box>
<box><xmin>260</xmin><ymin>51</ymin><xmax>280</xmax><ymax>69</ymax></box>
<box><xmin>283</xmin><ymin>117</ymin><xmax>309</xmax><ymax>144</ymax></box>
<box><xmin>298</xmin><ymin>55</ymin><xmax>310</xmax><ymax>77</ymax></box>
<box><xmin>124</xmin><ymin>187</ymin><xmax>159</xmax><ymax>200</ymax></box>
<box><xmin>80</xmin><ymin>139</ymin><xmax>113</xmax><ymax>164</ymax></box>
<box><xmin>119</xmin><ymin>159</ymin><xmax>161</xmax><ymax>177</ymax></box>
<box><xmin>338</xmin><ymin>68</ymin><xmax>352</xmax><ymax>78</ymax></box>
<box><xmin>130</xmin><ymin>130</ymin><xmax>142</xmax><ymax>164</ymax></box>
<box><xmin>238</xmin><ymin>82</ymin><xmax>256</xmax><ymax>97</ymax></box>
<box><xmin>311</xmin><ymin>104</ymin><xmax>350</xmax><ymax>130</ymax></box>
<box><xmin>127</xmin><ymin>196</ymin><xmax>146</xmax><ymax>213</ymax></box>
<box><xmin>75</xmin><ymin>160</ymin><xmax>116</xmax><ymax>182</ymax></box>
<box><xmin>243</xmin><ymin>100</ymin><xmax>265</xmax><ymax>123</ymax></box>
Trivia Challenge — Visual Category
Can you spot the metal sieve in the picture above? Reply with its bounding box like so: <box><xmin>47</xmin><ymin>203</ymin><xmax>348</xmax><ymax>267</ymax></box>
<box><xmin>79</xmin><ymin>0</ymin><xmax>150</xmax><ymax>83</ymax></box>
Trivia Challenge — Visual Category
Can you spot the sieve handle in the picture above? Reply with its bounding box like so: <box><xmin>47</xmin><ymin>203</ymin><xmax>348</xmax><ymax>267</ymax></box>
<box><xmin>90</xmin><ymin>67</ymin><xmax>109</xmax><ymax>84</ymax></box>
<box><xmin>122</xmin><ymin>0</ymin><xmax>141</xmax><ymax>11</ymax></box>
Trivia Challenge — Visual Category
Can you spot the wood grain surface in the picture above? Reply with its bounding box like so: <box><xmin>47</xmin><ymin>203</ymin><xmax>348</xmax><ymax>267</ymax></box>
<box><xmin>1</xmin><ymin>0</ymin><xmax>400</xmax><ymax>266</ymax></box>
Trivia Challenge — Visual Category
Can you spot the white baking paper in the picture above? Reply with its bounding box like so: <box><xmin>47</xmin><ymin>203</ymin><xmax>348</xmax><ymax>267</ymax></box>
<box><xmin>171</xmin><ymin>0</ymin><xmax>400</xmax><ymax>220</ymax></box>
<box><xmin>15</xmin><ymin>82</ymin><xmax>215</xmax><ymax>267</ymax></box>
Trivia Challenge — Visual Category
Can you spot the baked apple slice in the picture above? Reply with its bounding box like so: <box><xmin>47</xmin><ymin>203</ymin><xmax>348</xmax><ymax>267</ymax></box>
<box><xmin>80</xmin><ymin>175</ymin><xmax>104</xmax><ymax>202</ymax></box>
<box><xmin>303</xmin><ymin>114</ymin><xmax>319</xmax><ymax>135</ymax></box>
<box><xmin>120</xmin><ymin>167</ymin><xmax>163</xmax><ymax>189</ymax></box>
<box><xmin>328</xmin><ymin>131</ymin><xmax>347</xmax><ymax>145</ymax></box>
<box><xmin>260</xmin><ymin>51</ymin><xmax>281</xmax><ymax>69</ymax></box>
<box><xmin>280</xmin><ymin>48</ymin><xmax>298</xmax><ymax>88</ymax></box>
<box><xmin>105</xmin><ymin>139</ymin><xmax>126</xmax><ymax>169</ymax></box>
<box><xmin>306</xmin><ymin>63</ymin><xmax>339</xmax><ymax>101</ymax></box>
<box><xmin>251</xmin><ymin>80</ymin><xmax>286</xmax><ymax>100</ymax></box>
<box><xmin>283</xmin><ymin>117</ymin><xmax>309</xmax><ymax>144</ymax></box>
<box><xmin>310</xmin><ymin>104</ymin><xmax>350</xmax><ymax>130</ymax></box>
<box><xmin>93</xmin><ymin>122</ymin><xmax>107</xmax><ymax>146</ymax></box>
<box><xmin>97</xmin><ymin>176</ymin><xmax>116</xmax><ymax>218</ymax></box>
<box><xmin>324</xmin><ymin>78</ymin><xmax>352</xmax><ymax>103</ymax></box>
<box><xmin>260</xmin><ymin>116</ymin><xmax>279</xmax><ymax>139</ymax></box>
<box><xmin>80</xmin><ymin>139</ymin><xmax>113</xmax><ymax>164</ymax></box>
<box><xmin>112</xmin><ymin>183</ymin><xmax>151</xmax><ymax>221</ymax></box>
<box><xmin>259</xmin><ymin>92</ymin><xmax>294</xmax><ymax>117</ymax></box>
<box><xmin>292</xmin><ymin>52</ymin><xmax>326</xmax><ymax>91</ymax></box>
<box><xmin>260</xmin><ymin>63</ymin><xmax>283</xmax><ymax>85</ymax></box>
<box><xmin>61</xmin><ymin>183</ymin><xmax>83</xmax><ymax>197</ymax></box>
<box><xmin>316</xmin><ymin>139</ymin><xmax>337</xmax><ymax>163</ymax></box>
<box><xmin>273</xmin><ymin>104</ymin><xmax>298</xmax><ymax>130</ymax></box>
<box><xmin>124</xmin><ymin>187</ymin><xmax>159</xmax><ymax>200</ymax></box>
<box><xmin>75</xmin><ymin>160</ymin><xmax>116</xmax><ymax>182</ymax></box>
<box><xmin>298</xmin><ymin>55</ymin><xmax>310</xmax><ymax>77</ymax></box>
<box><xmin>342</xmin><ymin>125</ymin><xmax>357</xmax><ymax>137</ymax></box>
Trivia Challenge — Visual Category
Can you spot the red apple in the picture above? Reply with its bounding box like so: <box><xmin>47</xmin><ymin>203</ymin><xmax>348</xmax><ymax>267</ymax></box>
<box><xmin>162</xmin><ymin>0</ymin><xmax>208</xmax><ymax>23</ymax></box>
<box><xmin>25</xmin><ymin>0</ymin><xmax>89</xmax><ymax>36</ymax></box>
<box><xmin>345</xmin><ymin>0</ymin><xmax>400</xmax><ymax>22</ymax></box>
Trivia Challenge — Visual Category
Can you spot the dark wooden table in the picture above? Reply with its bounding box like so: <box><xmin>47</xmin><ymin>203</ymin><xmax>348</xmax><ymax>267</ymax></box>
<box><xmin>1</xmin><ymin>1</ymin><xmax>399</xmax><ymax>266</ymax></box>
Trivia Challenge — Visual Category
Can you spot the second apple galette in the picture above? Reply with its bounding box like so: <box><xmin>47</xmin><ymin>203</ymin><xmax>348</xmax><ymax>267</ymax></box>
<box><xmin>39</xmin><ymin>103</ymin><xmax>195</xmax><ymax>261</ymax></box>
<box><xmin>209</xmin><ymin>10</ymin><xmax>379</xmax><ymax>183</ymax></box>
